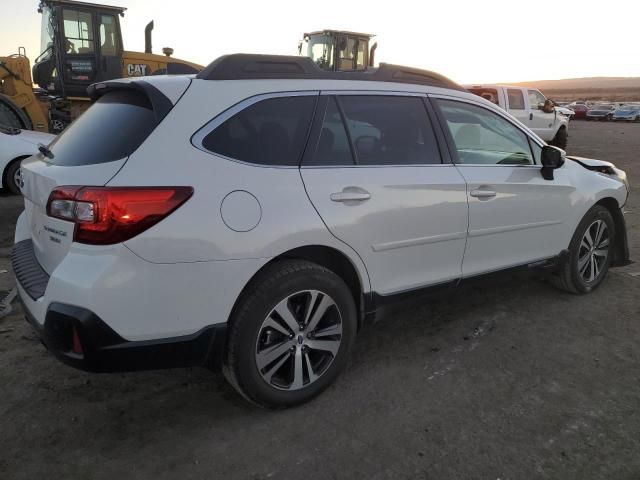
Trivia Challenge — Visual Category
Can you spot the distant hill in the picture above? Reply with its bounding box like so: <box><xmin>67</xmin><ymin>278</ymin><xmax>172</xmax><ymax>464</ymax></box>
<box><xmin>504</xmin><ymin>77</ymin><xmax>640</xmax><ymax>101</ymax></box>
<box><xmin>507</xmin><ymin>77</ymin><xmax>640</xmax><ymax>90</ymax></box>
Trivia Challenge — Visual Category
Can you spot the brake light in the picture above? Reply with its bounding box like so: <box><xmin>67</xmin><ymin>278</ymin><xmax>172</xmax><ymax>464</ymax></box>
<box><xmin>46</xmin><ymin>186</ymin><xmax>193</xmax><ymax>245</ymax></box>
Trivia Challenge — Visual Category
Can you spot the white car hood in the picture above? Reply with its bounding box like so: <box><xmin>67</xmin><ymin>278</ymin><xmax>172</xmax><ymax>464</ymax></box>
<box><xmin>567</xmin><ymin>156</ymin><xmax>614</xmax><ymax>168</ymax></box>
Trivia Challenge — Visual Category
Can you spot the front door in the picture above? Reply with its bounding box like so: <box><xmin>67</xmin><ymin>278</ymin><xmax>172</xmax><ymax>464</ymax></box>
<box><xmin>59</xmin><ymin>7</ymin><xmax>98</xmax><ymax>96</ymax></box>
<box><xmin>300</xmin><ymin>94</ymin><xmax>469</xmax><ymax>296</ymax></box>
<box><xmin>432</xmin><ymin>97</ymin><xmax>574</xmax><ymax>276</ymax></box>
<box><xmin>528</xmin><ymin>89</ymin><xmax>555</xmax><ymax>140</ymax></box>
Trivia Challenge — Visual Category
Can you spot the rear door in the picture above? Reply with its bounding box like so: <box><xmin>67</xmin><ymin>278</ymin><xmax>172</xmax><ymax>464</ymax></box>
<box><xmin>506</xmin><ymin>88</ymin><xmax>529</xmax><ymax>126</ymax></box>
<box><xmin>20</xmin><ymin>89</ymin><xmax>160</xmax><ymax>274</ymax></box>
<box><xmin>432</xmin><ymin>96</ymin><xmax>574</xmax><ymax>276</ymax></box>
<box><xmin>300</xmin><ymin>93</ymin><xmax>469</xmax><ymax>296</ymax></box>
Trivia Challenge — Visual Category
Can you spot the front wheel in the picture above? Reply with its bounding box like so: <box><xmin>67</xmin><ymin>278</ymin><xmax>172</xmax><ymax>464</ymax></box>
<box><xmin>552</xmin><ymin>205</ymin><xmax>615</xmax><ymax>294</ymax></box>
<box><xmin>224</xmin><ymin>260</ymin><xmax>357</xmax><ymax>408</ymax></box>
<box><xmin>549</xmin><ymin>127</ymin><xmax>568</xmax><ymax>149</ymax></box>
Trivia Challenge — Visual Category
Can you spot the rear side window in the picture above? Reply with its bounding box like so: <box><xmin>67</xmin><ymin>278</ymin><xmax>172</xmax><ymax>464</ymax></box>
<box><xmin>338</xmin><ymin>96</ymin><xmax>441</xmax><ymax>165</ymax></box>
<box><xmin>202</xmin><ymin>96</ymin><xmax>316</xmax><ymax>166</ymax></box>
<box><xmin>48</xmin><ymin>90</ymin><xmax>157</xmax><ymax>166</ymax></box>
<box><xmin>507</xmin><ymin>89</ymin><xmax>525</xmax><ymax>110</ymax></box>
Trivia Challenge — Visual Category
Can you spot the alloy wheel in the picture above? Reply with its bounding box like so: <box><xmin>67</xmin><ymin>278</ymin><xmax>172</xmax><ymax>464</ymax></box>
<box><xmin>255</xmin><ymin>290</ymin><xmax>342</xmax><ymax>391</ymax></box>
<box><xmin>578</xmin><ymin>219</ymin><xmax>609</xmax><ymax>283</ymax></box>
<box><xmin>12</xmin><ymin>166</ymin><xmax>21</xmax><ymax>191</ymax></box>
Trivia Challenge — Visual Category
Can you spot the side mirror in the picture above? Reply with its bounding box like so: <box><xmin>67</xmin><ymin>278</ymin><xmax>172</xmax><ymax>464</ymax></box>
<box><xmin>542</xmin><ymin>99</ymin><xmax>555</xmax><ymax>113</ymax></box>
<box><xmin>540</xmin><ymin>145</ymin><xmax>565</xmax><ymax>180</ymax></box>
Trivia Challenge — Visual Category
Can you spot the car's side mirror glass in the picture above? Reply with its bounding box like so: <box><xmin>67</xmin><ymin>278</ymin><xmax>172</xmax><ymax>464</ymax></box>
<box><xmin>540</xmin><ymin>145</ymin><xmax>565</xmax><ymax>180</ymax></box>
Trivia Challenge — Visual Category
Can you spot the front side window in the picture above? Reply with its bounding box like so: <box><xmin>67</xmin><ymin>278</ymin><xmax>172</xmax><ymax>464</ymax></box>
<box><xmin>201</xmin><ymin>96</ymin><xmax>317</xmax><ymax>166</ymax></box>
<box><xmin>338</xmin><ymin>96</ymin><xmax>441</xmax><ymax>166</ymax></box>
<box><xmin>507</xmin><ymin>89</ymin><xmax>525</xmax><ymax>110</ymax></box>
<box><xmin>437</xmin><ymin>99</ymin><xmax>534</xmax><ymax>166</ymax></box>
<box><xmin>528</xmin><ymin>90</ymin><xmax>546</xmax><ymax>110</ymax></box>
<box><xmin>307</xmin><ymin>34</ymin><xmax>334</xmax><ymax>70</ymax></box>
<box><xmin>63</xmin><ymin>9</ymin><xmax>94</xmax><ymax>53</ymax></box>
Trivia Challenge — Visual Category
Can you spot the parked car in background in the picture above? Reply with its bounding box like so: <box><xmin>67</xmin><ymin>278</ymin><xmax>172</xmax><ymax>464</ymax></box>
<box><xmin>612</xmin><ymin>104</ymin><xmax>640</xmax><ymax>122</ymax></box>
<box><xmin>12</xmin><ymin>55</ymin><xmax>630</xmax><ymax>407</ymax></box>
<box><xmin>555</xmin><ymin>105</ymin><xmax>575</xmax><ymax>119</ymax></box>
<box><xmin>569</xmin><ymin>104</ymin><xmax>590</xmax><ymax>120</ymax></box>
<box><xmin>587</xmin><ymin>104</ymin><xmax>616</xmax><ymax>121</ymax></box>
<box><xmin>1</xmin><ymin>124</ymin><xmax>56</xmax><ymax>194</ymax></box>
<box><xmin>466</xmin><ymin>85</ymin><xmax>569</xmax><ymax>148</ymax></box>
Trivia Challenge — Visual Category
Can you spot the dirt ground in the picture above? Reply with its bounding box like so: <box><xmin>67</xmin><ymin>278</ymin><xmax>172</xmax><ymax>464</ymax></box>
<box><xmin>0</xmin><ymin>121</ymin><xmax>639</xmax><ymax>480</ymax></box>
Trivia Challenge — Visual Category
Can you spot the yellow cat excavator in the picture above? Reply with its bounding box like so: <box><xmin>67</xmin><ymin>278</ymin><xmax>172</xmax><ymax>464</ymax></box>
<box><xmin>0</xmin><ymin>0</ymin><xmax>202</xmax><ymax>133</ymax></box>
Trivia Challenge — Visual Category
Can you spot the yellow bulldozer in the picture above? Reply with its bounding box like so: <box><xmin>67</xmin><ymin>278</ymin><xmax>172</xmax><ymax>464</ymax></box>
<box><xmin>0</xmin><ymin>0</ymin><xmax>202</xmax><ymax>133</ymax></box>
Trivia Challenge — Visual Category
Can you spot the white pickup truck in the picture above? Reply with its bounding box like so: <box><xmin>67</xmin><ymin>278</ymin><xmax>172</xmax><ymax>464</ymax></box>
<box><xmin>465</xmin><ymin>85</ymin><xmax>569</xmax><ymax>149</ymax></box>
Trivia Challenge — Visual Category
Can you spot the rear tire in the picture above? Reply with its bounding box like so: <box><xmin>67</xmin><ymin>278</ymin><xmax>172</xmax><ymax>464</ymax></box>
<box><xmin>224</xmin><ymin>260</ymin><xmax>357</xmax><ymax>408</ymax></box>
<box><xmin>3</xmin><ymin>160</ymin><xmax>22</xmax><ymax>195</ymax></box>
<box><xmin>549</xmin><ymin>127</ymin><xmax>568</xmax><ymax>149</ymax></box>
<box><xmin>552</xmin><ymin>205</ymin><xmax>615</xmax><ymax>294</ymax></box>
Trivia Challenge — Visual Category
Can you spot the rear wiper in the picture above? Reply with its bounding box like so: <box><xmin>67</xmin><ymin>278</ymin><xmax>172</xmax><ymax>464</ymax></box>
<box><xmin>38</xmin><ymin>143</ymin><xmax>54</xmax><ymax>159</ymax></box>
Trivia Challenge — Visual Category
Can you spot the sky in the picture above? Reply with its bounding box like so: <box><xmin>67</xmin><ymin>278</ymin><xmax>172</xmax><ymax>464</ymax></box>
<box><xmin>2</xmin><ymin>0</ymin><xmax>639</xmax><ymax>84</ymax></box>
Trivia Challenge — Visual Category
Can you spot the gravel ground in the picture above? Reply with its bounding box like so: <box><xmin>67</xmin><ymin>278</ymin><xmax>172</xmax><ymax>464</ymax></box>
<box><xmin>0</xmin><ymin>121</ymin><xmax>638</xmax><ymax>480</ymax></box>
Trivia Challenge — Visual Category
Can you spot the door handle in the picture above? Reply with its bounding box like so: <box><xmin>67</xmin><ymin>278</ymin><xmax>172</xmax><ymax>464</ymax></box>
<box><xmin>330</xmin><ymin>187</ymin><xmax>371</xmax><ymax>203</ymax></box>
<box><xmin>469</xmin><ymin>189</ymin><xmax>496</xmax><ymax>199</ymax></box>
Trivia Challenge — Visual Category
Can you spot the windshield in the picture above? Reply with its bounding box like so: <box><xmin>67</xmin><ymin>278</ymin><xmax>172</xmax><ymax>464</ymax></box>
<box><xmin>40</xmin><ymin>6</ymin><xmax>55</xmax><ymax>56</ymax></box>
<box><xmin>306</xmin><ymin>34</ymin><xmax>334</xmax><ymax>70</ymax></box>
<box><xmin>620</xmin><ymin>105</ymin><xmax>638</xmax><ymax>111</ymax></box>
<box><xmin>595</xmin><ymin>105</ymin><xmax>614</xmax><ymax>109</ymax></box>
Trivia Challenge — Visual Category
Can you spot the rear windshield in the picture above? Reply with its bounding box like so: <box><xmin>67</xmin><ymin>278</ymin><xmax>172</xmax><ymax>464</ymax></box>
<box><xmin>47</xmin><ymin>90</ymin><xmax>157</xmax><ymax>166</ymax></box>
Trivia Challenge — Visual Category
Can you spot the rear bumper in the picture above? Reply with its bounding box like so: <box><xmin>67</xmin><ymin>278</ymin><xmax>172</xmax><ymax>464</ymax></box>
<box><xmin>20</xmin><ymin>298</ymin><xmax>227</xmax><ymax>372</ymax></box>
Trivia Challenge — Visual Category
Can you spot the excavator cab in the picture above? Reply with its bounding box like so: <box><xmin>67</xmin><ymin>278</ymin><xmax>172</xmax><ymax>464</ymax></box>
<box><xmin>299</xmin><ymin>30</ymin><xmax>377</xmax><ymax>71</ymax></box>
<box><xmin>33</xmin><ymin>0</ymin><xmax>125</xmax><ymax>97</ymax></box>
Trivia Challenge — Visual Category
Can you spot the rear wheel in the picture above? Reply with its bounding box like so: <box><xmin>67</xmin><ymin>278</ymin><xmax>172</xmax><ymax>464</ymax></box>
<box><xmin>224</xmin><ymin>260</ymin><xmax>357</xmax><ymax>408</ymax></box>
<box><xmin>552</xmin><ymin>205</ymin><xmax>615</xmax><ymax>294</ymax></box>
<box><xmin>549</xmin><ymin>127</ymin><xmax>568</xmax><ymax>149</ymax></box>
<box><xmin>4</xmin><ymin>160</ymin><xmax>23</xmax><ymax>195</ymax></box>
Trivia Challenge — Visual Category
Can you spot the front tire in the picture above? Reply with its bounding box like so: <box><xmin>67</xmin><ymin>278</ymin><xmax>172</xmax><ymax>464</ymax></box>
<box><xmin>549</xmin><ymin>127</ymin><xmax>568</xmax><ymax>149</ymax></box>
<box><xmin>552</xmin><ymin>205</ymin><xmax>615</xmax><ymax>294</ymax></box>
<box><xmin>224</xmin><ymin>260</ymin><xmax>357</xmax><ymax>408</ymax></box>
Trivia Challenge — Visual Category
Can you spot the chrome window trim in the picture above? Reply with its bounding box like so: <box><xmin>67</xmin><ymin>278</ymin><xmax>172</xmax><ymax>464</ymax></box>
<box><xmin>191</xmin><ymin>90</ymin><xmax>320</xmax><ymax>169</ymax></box>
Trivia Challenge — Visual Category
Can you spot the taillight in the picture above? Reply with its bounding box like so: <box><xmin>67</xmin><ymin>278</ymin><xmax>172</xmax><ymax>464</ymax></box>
<box><xmin>46</xmin><ymin>186</ymin><xmax>193</xmax><ymax>245</ymax></box>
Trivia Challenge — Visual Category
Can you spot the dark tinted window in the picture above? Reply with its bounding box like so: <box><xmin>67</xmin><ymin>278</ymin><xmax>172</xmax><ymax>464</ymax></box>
<box><xmin>202</xmin><ymin>96</ymin><xmax>316</xmax><ymax>166</ymax></box>
<box><xmin>339</xmin><ymin>96</ymin><xmax>441</xmax><ymax>165</ymax></box>
<box><xmin>48</xmin><ymin>90</ymin><xmax>157</xmax><ymax>166</ymax></box>
<box><xmin>507</xmin><ymin>89</ymin><xmax>525</xmax><ymax>109</ymax></box>
<box><xmin>309</xmin><ymin>97</ymin><xmax>354</xmax><ymax>166</ymax></box>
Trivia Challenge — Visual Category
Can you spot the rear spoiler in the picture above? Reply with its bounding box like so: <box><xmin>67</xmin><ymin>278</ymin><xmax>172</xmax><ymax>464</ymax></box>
<box><xmin>87</xmin><ymin>80</ymin><xmax>173</xmax><ymax>123</ymax></box>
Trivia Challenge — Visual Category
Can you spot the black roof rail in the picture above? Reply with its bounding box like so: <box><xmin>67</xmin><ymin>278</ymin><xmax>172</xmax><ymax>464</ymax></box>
<box><xmin>195</xmin><ymin>54</ymin><xmax>464</xmax><ymax>91</ymax></box>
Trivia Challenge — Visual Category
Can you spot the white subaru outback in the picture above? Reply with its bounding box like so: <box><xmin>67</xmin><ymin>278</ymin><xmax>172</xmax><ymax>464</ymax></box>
<box><xmin>12</xmin><ymin>54</ymin><xmax>630</xmax><ymax>407</ymax></box>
